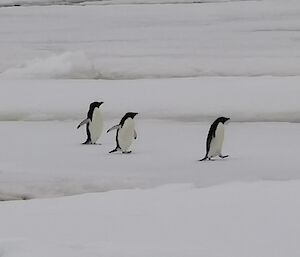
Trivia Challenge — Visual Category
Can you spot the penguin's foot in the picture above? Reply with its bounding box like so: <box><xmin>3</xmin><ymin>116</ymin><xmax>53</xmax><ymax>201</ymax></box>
<box><xmin>109</xmin><ymin>148</ymin><xmax>118</xmax><ymax>153</ymax></box>
<box><xmin>199</xmin><ymin>156</ymin><xmax>215</xmax><ymax>161</ymax></box>
<box><xmin>122</xmin><ymin>151</ymin><xmax>132</xmax><ymax>154</ymax></box>
<box><xmin>82</xmin><ymin>141</ymin><xmax>92</xmax><ymax>145</ymax></box>
<box><xmin>219</xmin><ymin>155</ymin><xmax>229</xmax><ymax>159</ymax></box>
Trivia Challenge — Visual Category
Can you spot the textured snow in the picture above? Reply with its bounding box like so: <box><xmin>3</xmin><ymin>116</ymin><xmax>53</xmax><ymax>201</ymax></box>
<box><xmin>1</xmin><ymin>0</ymin><xmax>300</xmax><ymax>78</ymax></box>
<box><xmin>0</xmin><ymin>1</ymin><xmax>299</xmax><ymax>256</ymax></box>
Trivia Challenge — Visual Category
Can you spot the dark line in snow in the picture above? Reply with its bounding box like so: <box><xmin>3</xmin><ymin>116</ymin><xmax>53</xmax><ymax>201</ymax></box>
<box><xmin>0</xmin><ymin>0</ymin><xmax>261</xmax><ymax>8</ymax></box>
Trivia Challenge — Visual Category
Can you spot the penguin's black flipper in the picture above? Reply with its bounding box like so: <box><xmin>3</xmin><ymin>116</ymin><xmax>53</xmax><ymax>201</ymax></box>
<box><xmin>107</xmin><ymin>125</ymin><xmax>120</xmax><ymax>133</ymax></box>
<box><xmin>77</xmin><ymin>118</ymin><xmax>90</xmax><ymax>129</ymax></box>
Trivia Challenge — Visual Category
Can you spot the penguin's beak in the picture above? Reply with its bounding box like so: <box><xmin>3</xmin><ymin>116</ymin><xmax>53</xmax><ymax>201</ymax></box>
<box><xmin>226</xmin><ymin>117</ymin><xmax>230</xmax><ymax>123</ymax></box>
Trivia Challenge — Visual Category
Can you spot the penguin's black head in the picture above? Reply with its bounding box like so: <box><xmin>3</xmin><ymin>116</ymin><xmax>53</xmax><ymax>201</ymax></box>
<box><xmin>90</xmin><ymin>101</ymin><xmax>104</xmax><ymax>109</ymax></box>
<box><xmin>218</xmin><ymin>116</ymin><xmax>230</xmax><ymax>124</ymax></box>
<box><xmin>126</xmin><ymin>112</ymin><xmax>138</xmax><ymax>119</ymax></box>
<box><xmin>120</xmin><ymin>112</ymin><xmax>138</xmax><ymax>126</ymax></box>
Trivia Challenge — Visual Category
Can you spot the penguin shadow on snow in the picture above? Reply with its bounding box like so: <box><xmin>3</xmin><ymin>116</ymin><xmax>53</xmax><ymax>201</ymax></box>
<box><xmin>199</xmin><ymin>117</ymin><xmax>230</xmax><ymax>162</ymax></box>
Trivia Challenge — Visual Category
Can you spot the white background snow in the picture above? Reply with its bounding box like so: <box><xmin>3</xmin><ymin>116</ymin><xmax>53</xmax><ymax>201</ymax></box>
<box><xmin>0</xmin><ymin>0</ymin><xmax>300</xmax><ymax>256</ymax></box>
<box><xmin>1</xmin><ymin>0</ymin><xmax>300</xmax><ymax>78</ymax></box>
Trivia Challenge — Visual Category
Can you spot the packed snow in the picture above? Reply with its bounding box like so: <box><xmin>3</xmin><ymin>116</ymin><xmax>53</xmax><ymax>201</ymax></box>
<box><xmin>0</xmin><ymin>76</ymin><xmax>299</xmax><ymax>199</ymax></box>
<box><xmin>0</xmin><ymin>77</ymin><xmax>300</xmax><ymax>123</ymax></box>
<box><xmin>3</xmin><ymin>117</ymin><xmax>300</xmax><ymax>200</ymax></box>
<box><xmin>0</xmin><ymin>182</ymin><xmax>300</xmax><ymax>257</ymax></box>
<box><xmin>1</xmin><ymin>0</ymin><xmax>300</xmax><ymax>78</ymax></box>
<box><xmin>1</xmin><ymin>77</ymin><xmax>300</xmax><ymax>200</ymax></box>
<box><xmin>0</xmin><ymin>0</ymin><xmax>300</xmax><ymax>256</ymax></box>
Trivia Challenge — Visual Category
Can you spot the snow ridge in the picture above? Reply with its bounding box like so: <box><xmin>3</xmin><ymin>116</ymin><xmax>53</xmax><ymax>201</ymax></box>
<box><xmin>3</xmin><ymin>52</ymin><xmax>300</xmax><ymax>80</ymax></box>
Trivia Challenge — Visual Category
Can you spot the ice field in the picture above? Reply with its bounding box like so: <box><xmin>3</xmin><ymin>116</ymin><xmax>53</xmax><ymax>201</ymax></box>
<box><xmin>0</xmin><ymin>77</ymin><xmax>299</xmax><ymax>256</ymax></box>
<box><xmin>0</xmin><ymin>77</ymin><xmax>300</xmax><ymax>200</ymax></box>
<box><xmin>0</xmin><ymin>182</ymin><xmax>299</xmax><ymax>257</ymax></box>
<box><xmin>0</xmin><ymin>0</ymin><xmax>300</xmax><ymax>256</ymax></box>
<box><xmin>1</xmin><ymin>0</ymin><xmax>300</xmax><ymax>79</ymax></box>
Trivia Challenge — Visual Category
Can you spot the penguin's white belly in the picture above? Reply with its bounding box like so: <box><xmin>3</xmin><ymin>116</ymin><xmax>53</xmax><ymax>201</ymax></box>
<box><xmin>89</xmin><ymin>109</ymin><xmax>104</xmax><ymax>143</ymax></box>
<box><xmin>208</xmin><ymin>123</ymin><xmax>224</xmax><ymax>157</ymax></box>
<box><xmin>118</xmin><ymin>119</ymin><xmax>135</xmax><ymax>151</ymax></box>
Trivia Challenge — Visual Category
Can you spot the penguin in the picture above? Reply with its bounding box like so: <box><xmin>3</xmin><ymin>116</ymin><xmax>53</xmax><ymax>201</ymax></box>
<box><xmin>77</xmin><ymin>101</ymin><xmax>104</xmax><ymax>144</ymax></box>
<box><xmin>107</xmin><ymin>112</ymin><xmax>138</xmax><ymax>154</ymax></box>
<box><xmin>199</xmin><ymin>117</ymin><xmax>230</xmax><ymax>161</ymax></box>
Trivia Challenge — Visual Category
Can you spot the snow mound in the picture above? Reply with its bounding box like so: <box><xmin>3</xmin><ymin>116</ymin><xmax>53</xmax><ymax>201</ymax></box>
<box><xmin>1</xmin><ymin>52</ymin><xmax>98</xmax><ymax>79</ymax></box>
<box><xmin>4</xmin><ymin>55</ymin><xmax>300</xmax><ymax>80</ymax></box>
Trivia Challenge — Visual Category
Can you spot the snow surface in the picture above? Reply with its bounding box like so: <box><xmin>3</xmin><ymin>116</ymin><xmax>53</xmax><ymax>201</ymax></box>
<box><xmin>0</xmin><ymin>77</ymin><xmax>300</xmax><ymax>122</ymax></box>
<box><xmin>1</xmin><ymin>0</ymin><xmax>300</xmax><ymax>78</ymax></box>
<box><xmin>0</xmin><ymin>77</ymin><xmax>298</xmax><ymax>199</ymax></box>
<box><xmin>0</xmin><ymin>0</ymin><xmax>254</xmax><ymax>8</ymax></box>
<box><xmin>1</xmin><ymin>111</ymin><xmax>300</xmax><ymax>200</ymax></box>
<box><xmin>0</xmin><ymin>182</ymin><xmax>299</xmax><ymax>257</ymax></box>
<box><xmin>0</xmin><ymin>1</ymin><xmax>300</xmax><ymax>256</ymax></box>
